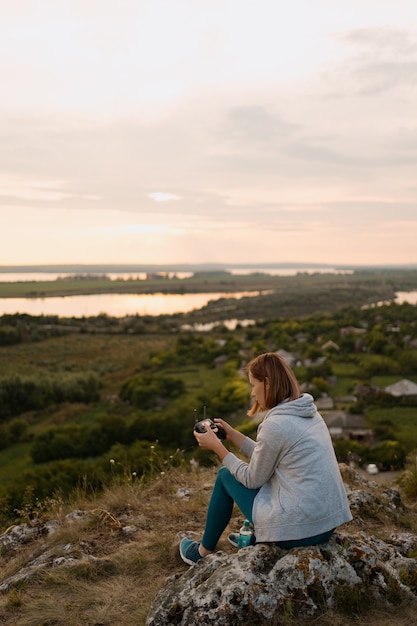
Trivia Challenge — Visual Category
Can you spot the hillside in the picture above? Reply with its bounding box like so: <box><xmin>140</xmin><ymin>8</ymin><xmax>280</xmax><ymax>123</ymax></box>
<box><xmin>1</xmin><ymin>460</ymin><xmax>417</xmax><ymax>626</ymax></box>
<box><xmin>0</xmin><ymin>278</ymin><xmax>417</xmax><ymax>623</ymax></box>
<box><xmin>0</xmin><ymin>294</ymin><xmax>417</xmax><ymax>523</ymax></box>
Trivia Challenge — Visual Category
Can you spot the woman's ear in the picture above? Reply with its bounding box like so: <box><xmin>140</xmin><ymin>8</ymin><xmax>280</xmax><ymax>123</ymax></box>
<box><xmin>264</xmin><ymin>377</ymin><xmax>270</xmax><ymax>389</ymax></box>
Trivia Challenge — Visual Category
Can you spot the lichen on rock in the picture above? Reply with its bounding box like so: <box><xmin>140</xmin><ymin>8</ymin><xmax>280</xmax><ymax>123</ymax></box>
<box><xmin>146</xmin><ymin>467</ymin><xmax>417</xmax><ymax>625</ymax></box>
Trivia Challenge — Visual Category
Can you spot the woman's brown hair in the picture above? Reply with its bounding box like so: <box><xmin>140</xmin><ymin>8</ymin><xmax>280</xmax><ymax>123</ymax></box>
<box><xmin>245</xmin><ymin>352</ymin><xmax>300</xmax><ymax>416</ymax></box>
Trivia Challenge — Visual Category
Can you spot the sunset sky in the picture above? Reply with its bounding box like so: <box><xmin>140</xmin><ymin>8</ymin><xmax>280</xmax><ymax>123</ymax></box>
<box><xmin>1</xmin><ymin>0</ymin><xmax>416</xmax><ymax>267</ymax></box>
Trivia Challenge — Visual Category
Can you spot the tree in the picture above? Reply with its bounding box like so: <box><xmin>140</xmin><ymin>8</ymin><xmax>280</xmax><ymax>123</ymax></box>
<box><xmin>120</xmin><ymin>375</ymin><xmax>185</xmax><ymax>409</ymax></box>
<box><xmin>371</xmin><ymin>441</ymin><xmax>406</xmax><ymax>471</ymax></box>
<box><xmin>210</xmin><ymin>377</ymin><xmax>251</xmax><ymax>415</ymax></box>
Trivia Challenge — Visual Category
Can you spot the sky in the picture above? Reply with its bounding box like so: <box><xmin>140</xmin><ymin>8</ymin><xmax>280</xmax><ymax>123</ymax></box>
<box><xmin>1</xmin><ymin>0</ymin><xmax>417</xmax><ymax>268</ymax></box>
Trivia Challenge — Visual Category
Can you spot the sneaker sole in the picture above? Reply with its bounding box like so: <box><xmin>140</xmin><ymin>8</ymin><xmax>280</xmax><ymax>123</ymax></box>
<box><xmin>179</xmin><ymin>542</ymin><xmax>200</xmax><ymax>566</ymax></box>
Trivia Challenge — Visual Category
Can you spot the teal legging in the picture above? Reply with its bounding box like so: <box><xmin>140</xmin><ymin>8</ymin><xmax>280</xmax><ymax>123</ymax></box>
<box><xmin>201</xmin><ymin>466</ymin><xmax>334</xmax><ymax>551</ymax></box>
<box><xmin>201</xmin><ymin>466</ymin><xmax>259</xmax><ymax>551</ymax></box>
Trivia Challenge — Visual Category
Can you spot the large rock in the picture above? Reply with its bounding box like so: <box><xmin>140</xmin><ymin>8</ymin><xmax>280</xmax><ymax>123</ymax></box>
<box><xmin>146</xmin><ymin>532</ymin><xmax>417</xmax><ymax>625</ymax></box>
<box><xmin>146</xmin><ymin>469</ymin><xmax>417</xmax><ymax>625</ymax></box>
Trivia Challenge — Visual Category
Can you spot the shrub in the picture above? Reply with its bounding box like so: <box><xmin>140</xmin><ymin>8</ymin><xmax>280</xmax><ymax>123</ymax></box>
<box><xmin>0</xmin><ymin>372</ymin><xmax>101</xmax><ymax>420</ymax></box>
<box><xmin>371</xmin><ymin>440</ymin><xmax>407</xmax><ymax>471</ymax></box>
<box><xmin>120</xmin><ymin>375</ymin><xmax>185</xmax><ymax>409</ymax></box>
<box><xmin>31</xmin><ymin>424</ymin><xmax>101</xmax><ymax>463</ymax></box>
<box><xmin>0</xmin><ymin>324</ymin><xmax>21</xmax><ymax>345</ymax></box>
<box><xmin>209</xmin><ymin>377</ymin><xmax>251</xmax><ymax>415</ymax></box>
<box><xmin>399</xmin><ymin>452</ymin><xmax>417</xmax><ymax>500</ymax></box>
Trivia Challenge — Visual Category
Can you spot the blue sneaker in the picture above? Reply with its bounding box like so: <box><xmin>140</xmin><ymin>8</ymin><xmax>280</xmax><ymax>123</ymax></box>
<box><xmin>179</xmin><ymin>538</ymin><xmax>203</xmax><ymax>565</ymax></box>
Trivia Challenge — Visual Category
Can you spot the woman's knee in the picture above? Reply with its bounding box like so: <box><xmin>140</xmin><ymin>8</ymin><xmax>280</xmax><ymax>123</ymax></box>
<box><xmin>215</xmin><ymin>466</ymin><xmax>243</xmax><ymax>494</ymax></box>
<box><xmin>215</xmin><ymin>466</ymin><xmax>232</xmax><ymax>485</ymax></box>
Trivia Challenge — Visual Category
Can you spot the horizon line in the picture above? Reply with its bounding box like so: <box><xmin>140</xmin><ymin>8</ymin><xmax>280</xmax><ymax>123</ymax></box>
<box><xmin>0</xmin><ymin>262</ymin><xmax>416</xmax><ymax>273</ymax></box>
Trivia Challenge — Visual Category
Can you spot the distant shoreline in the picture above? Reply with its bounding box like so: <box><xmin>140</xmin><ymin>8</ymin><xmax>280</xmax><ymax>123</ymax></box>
<box><xmin>0</xmin><ymin>262</ymin><xmax>416</xmax><ymax>274</ymax></box>
<box><xmin>0</xmin><ymin>267</ymin><xmax>417</xmax><ymax>301</ymax></box>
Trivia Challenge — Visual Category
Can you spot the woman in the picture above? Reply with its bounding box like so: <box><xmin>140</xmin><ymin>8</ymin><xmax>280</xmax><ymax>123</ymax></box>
<box><xmin>180</xmin><ymin>352</ymin><xmax>352</xmax><ymax>566</ymax></box>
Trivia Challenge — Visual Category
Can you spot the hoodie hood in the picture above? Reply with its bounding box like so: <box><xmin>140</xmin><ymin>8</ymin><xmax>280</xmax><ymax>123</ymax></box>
<box><xmin>273</xmin><ymin>392</ymin><xmax>317</xmax><ymax>419</ymax></box>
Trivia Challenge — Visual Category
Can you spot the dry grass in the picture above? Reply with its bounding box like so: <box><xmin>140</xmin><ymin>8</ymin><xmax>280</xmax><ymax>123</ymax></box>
<box><xmin>1</xmin><ymin>463</ymin><xmax>417</xmax><ymax>626</ymax></box>
<box><xmin>0</xmin><ymin>464</ymin><xmax>234</xmax><ymax>626</ymax></box>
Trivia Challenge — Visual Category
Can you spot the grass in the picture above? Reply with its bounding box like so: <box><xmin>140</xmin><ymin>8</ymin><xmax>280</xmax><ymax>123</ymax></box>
<box><xmin>166</xmin><ymin>364</ymin><xmax>225</xmax><ymax>392</ymax></box>
<box><xmin>0</xmin><ymin>333</ymin><xmax>176</xmax><ymax>494</ymax></box>
<box><xmin>0</xmin><ymin>443</ymin><xmax>33</xmax><ymax>488</ymax></box>
<box><xmin>0</xmin><ymin>334</ymin><xmax>173</xmax><ymax>380</ymax></box>
<box><xmin>372</xmin><ymin>374</ymin><xmax>417</xmax><ymax>387</ymax></box>
<box><xmin>365</xmin><ymin>406</ymin><xmax>417</xmax><ymax>451</ymax></box>
<box><xmin>0</xmin><ymin>332</ymin><xmax>239</xmax><ymax>506</ymax></box>
<box><xmin>1</xmin><ymin>286</ymin><xmax>417</xmax><ymax>623</ymax></box>
<box><xmin>1</xmin><ymin>461</ymin><xmax>417</xmax><ymax>626</ymax></box>
<box><xmin>0</xmin><ymin>272</ymin><xmax>299</xmax><ymax>298</ymax></box>
<box><xmin>0</xmin><ymin>462</ymin><xmax>226</xmax><ymax>626</ymax></box>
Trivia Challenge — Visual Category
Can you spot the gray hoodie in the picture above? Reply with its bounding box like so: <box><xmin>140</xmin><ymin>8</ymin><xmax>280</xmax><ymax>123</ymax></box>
<box><xmin>222</xmin><ymin>393</ymin><xmax>352</xmax><ymax>542</ymax></box>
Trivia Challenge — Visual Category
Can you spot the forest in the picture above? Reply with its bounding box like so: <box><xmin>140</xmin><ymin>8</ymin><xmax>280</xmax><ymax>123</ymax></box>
<box><xmin>0</xmin><ymin>268</ymin><xmax>416</xmax><ymax>527</ymax></box>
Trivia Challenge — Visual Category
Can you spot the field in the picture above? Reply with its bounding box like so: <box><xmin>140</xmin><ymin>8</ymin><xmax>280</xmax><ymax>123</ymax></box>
<box><xmin>0</xmin><ymin>268</ymin><xmax>417</xmax><ymax>521</ymax></box>
<box><xmin>1</xmin><ymin>273</ymin><xmax>417</xmax><ymax>625</ymax></box>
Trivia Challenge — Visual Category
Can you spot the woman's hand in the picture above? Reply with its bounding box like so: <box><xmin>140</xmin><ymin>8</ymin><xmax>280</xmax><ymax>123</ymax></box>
<box><xmin>213</xmin><ymin>418</ymin><xmax>246</xmax><ymax>449</ymax></box>
<box><xmin>194</xmin><ymin>421</ymin><xmax>228</xmax><ymax>460</ymax></box>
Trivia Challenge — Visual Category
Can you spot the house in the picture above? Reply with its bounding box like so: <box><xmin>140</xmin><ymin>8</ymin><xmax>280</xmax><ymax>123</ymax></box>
<box><xmin>340</xmin><ymin>326</ymin><xmax>366</xmax><ymax>336</ymax></box>
<box><xmin>321</xmin><ymin>340</ymin><xmax>340</xmax><ymax>352</ymax></box>
<box><xmin>404</xmin><ymin>336</ymin><xmax>417</xmax><ymax>349</ymax></box>
<box><xmin>299</xmin><ymin>381</ymin><xmax>315</xmax><ymax>393</ymax></box>
<box><xmin>296</xmin><ymin>332</ymin><xmax>308</xmax><ymax>343</ymax></box>
<box><xmin>336</xmin><ymin>395</ymin><xmax>357</xmax><ymax>404</ymax></box>
<box><xmin>315</xmin><ymin>396</ymin><xmax>335</xmax><ymax>410</ymax></box>
<box><xmin>276</xmin><ymin>349</ymin><xmax>297</xmax><ymax>368</ymax></box>
<box><xmin>321</xmin><ymin>410</ymin><xmax>373</xmax><ymax>443</ymax></box>
<box><xmin>304</xmin><ymin>356</ymin><xmax>326</xmax><ymax>367</ymax></box>
<box><xmin>384</xmin><ymin>379</ymin><xmax>417</xmax><ymax>398</ymax></box>
<box><xmin>214</xmin><ymin>354</ymin><xmax>228</xmax><ymax>368</ymax></box>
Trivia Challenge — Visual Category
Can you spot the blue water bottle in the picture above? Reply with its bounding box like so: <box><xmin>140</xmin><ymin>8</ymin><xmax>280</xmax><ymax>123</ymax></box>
<box><xmin>238</xmin><ymin>519</ymin><xmax>253</xmax><ymax>548</ymax></box>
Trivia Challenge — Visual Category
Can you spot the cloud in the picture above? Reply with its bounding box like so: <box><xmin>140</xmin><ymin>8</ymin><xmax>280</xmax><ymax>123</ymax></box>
<box><xmin>220</xmin><ymin>105</ymin><xmax>299</xmax><ymax>148</ymax></box>
<box><xmin>324</xmin><ymin>27</ymin><xmax>417</xmax><ymax>95</ymax></box>
<box><xmin>148</xmin><ymin>192</ymin><xmax>181</xmax><ymax>202</ymax></box>
<box><xmin>344</xmin><ymin>28</ymin><xmax>417</xmax><ymax>56</ymax></box>
<box><xmin>0</xmin><ymin>4</ymin><xmax>417</xmax><ymax>266</ymax></box>
<box><xmin>0</xmin><ymin>174</ymin><xmax>100</xmax><ymax>204</ymax></box>
<box><xmin>98</xmin><ymin>223</ymin><xmax>185</xmax><ymax>235</ymax></box>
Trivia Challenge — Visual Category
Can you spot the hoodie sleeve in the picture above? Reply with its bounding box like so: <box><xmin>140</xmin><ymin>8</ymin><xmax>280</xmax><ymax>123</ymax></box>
<box><xmin>222</xmin><ymin>420</ymin><xmax>287</xmax><ymax>489</ymax></box>
<box><xmin>240</xmin><ymin>436</ymin><xmax>256</xmax><ymax>457</ymax></box>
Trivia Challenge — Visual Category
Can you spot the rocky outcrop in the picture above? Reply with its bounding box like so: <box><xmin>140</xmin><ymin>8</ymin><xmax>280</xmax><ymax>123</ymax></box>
<box><xmin>0</xmin><ymin>509</ymin><xmax>137</xmax><ymax>594</ymax></box>
<box><xmin>146</xmin><ymin>468</ymin><xmax>417</xmax><ymax>625</ymax></box>
<box><xmin>1</xmin><ymin>467</ymin><xmax>417</xmax><ymax>624</ymax></box>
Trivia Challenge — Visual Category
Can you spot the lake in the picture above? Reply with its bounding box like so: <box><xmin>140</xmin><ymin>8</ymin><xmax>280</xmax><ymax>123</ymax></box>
<box><xmin>0</xmin><ymin>290</ymin><xmax>415</xmax><ymax>319</ymax></box>
<box><xmin>396</xmin><ymin>291</ymin><xmax>417</xmax><ymax>305</ymax></box>
<box><xmin>0</xmin><ymin>269</ymin><xmax>415</xmax><ymax>318</ymax></box>
<box><xmin>0</xmin><ymin>291</ymin><xmax>264</xmax><ymax>318</ymax></box>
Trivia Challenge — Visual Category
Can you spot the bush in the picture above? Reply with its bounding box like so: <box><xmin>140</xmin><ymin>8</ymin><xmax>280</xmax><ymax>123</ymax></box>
<box><xmin>209</xmin><ymin>377</ymin><xmax>251</xmax><ymax>415</ymax></box>
<box><xmin>0</xmin><ymin>372</ymin><xmax>101</xmax><ymax>420</ymax></box>
<box><xmin>31</xmin><ymin>424</ymin><xmax>102</xmax><ymax>464</ymax></box>
<box><xmin>0</xmin><ymin>325</ymin><xmax>21</xmax><ymax>345</ymax></box>
<box><xmin>128</xmin><ymin>410</ymin><xmax>194</xmax><ymax>449</ymax></box>
<box><xmin>120</xmin><ymin>374</ymin><xmax>185</xmax><ymax>409</ymax></box>
<box><xmin>399</xmin><ymin>452</ymin><xmax>417</xmax><ymax>500</ymax></box>
<box><xmin>358</xmin><ymin>354</ymin><xmax>401</xmax><ymax>377</ymax></box>
<box><xmin>4</xmin><ymin>458</ymin><xmax>104</xmax><ymax>516</ymax></box>
<box><xmin>371</xmin><ymin>440</ymin><xmax>407</xmax><ymax>471</ymax></box>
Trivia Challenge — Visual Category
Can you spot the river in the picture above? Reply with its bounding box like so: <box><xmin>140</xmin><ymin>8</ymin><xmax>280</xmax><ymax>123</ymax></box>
<box><xmin>0</xmin><ymin>290</ymin><xmax>415</xmax><ymax>319</ymax></box>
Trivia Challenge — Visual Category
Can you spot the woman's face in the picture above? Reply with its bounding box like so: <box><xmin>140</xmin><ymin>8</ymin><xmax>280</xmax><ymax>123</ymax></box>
<box><xmin>248</xmin><ymin>372</ymin><xmax>268</xmax><ymax>411</ymax></box>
